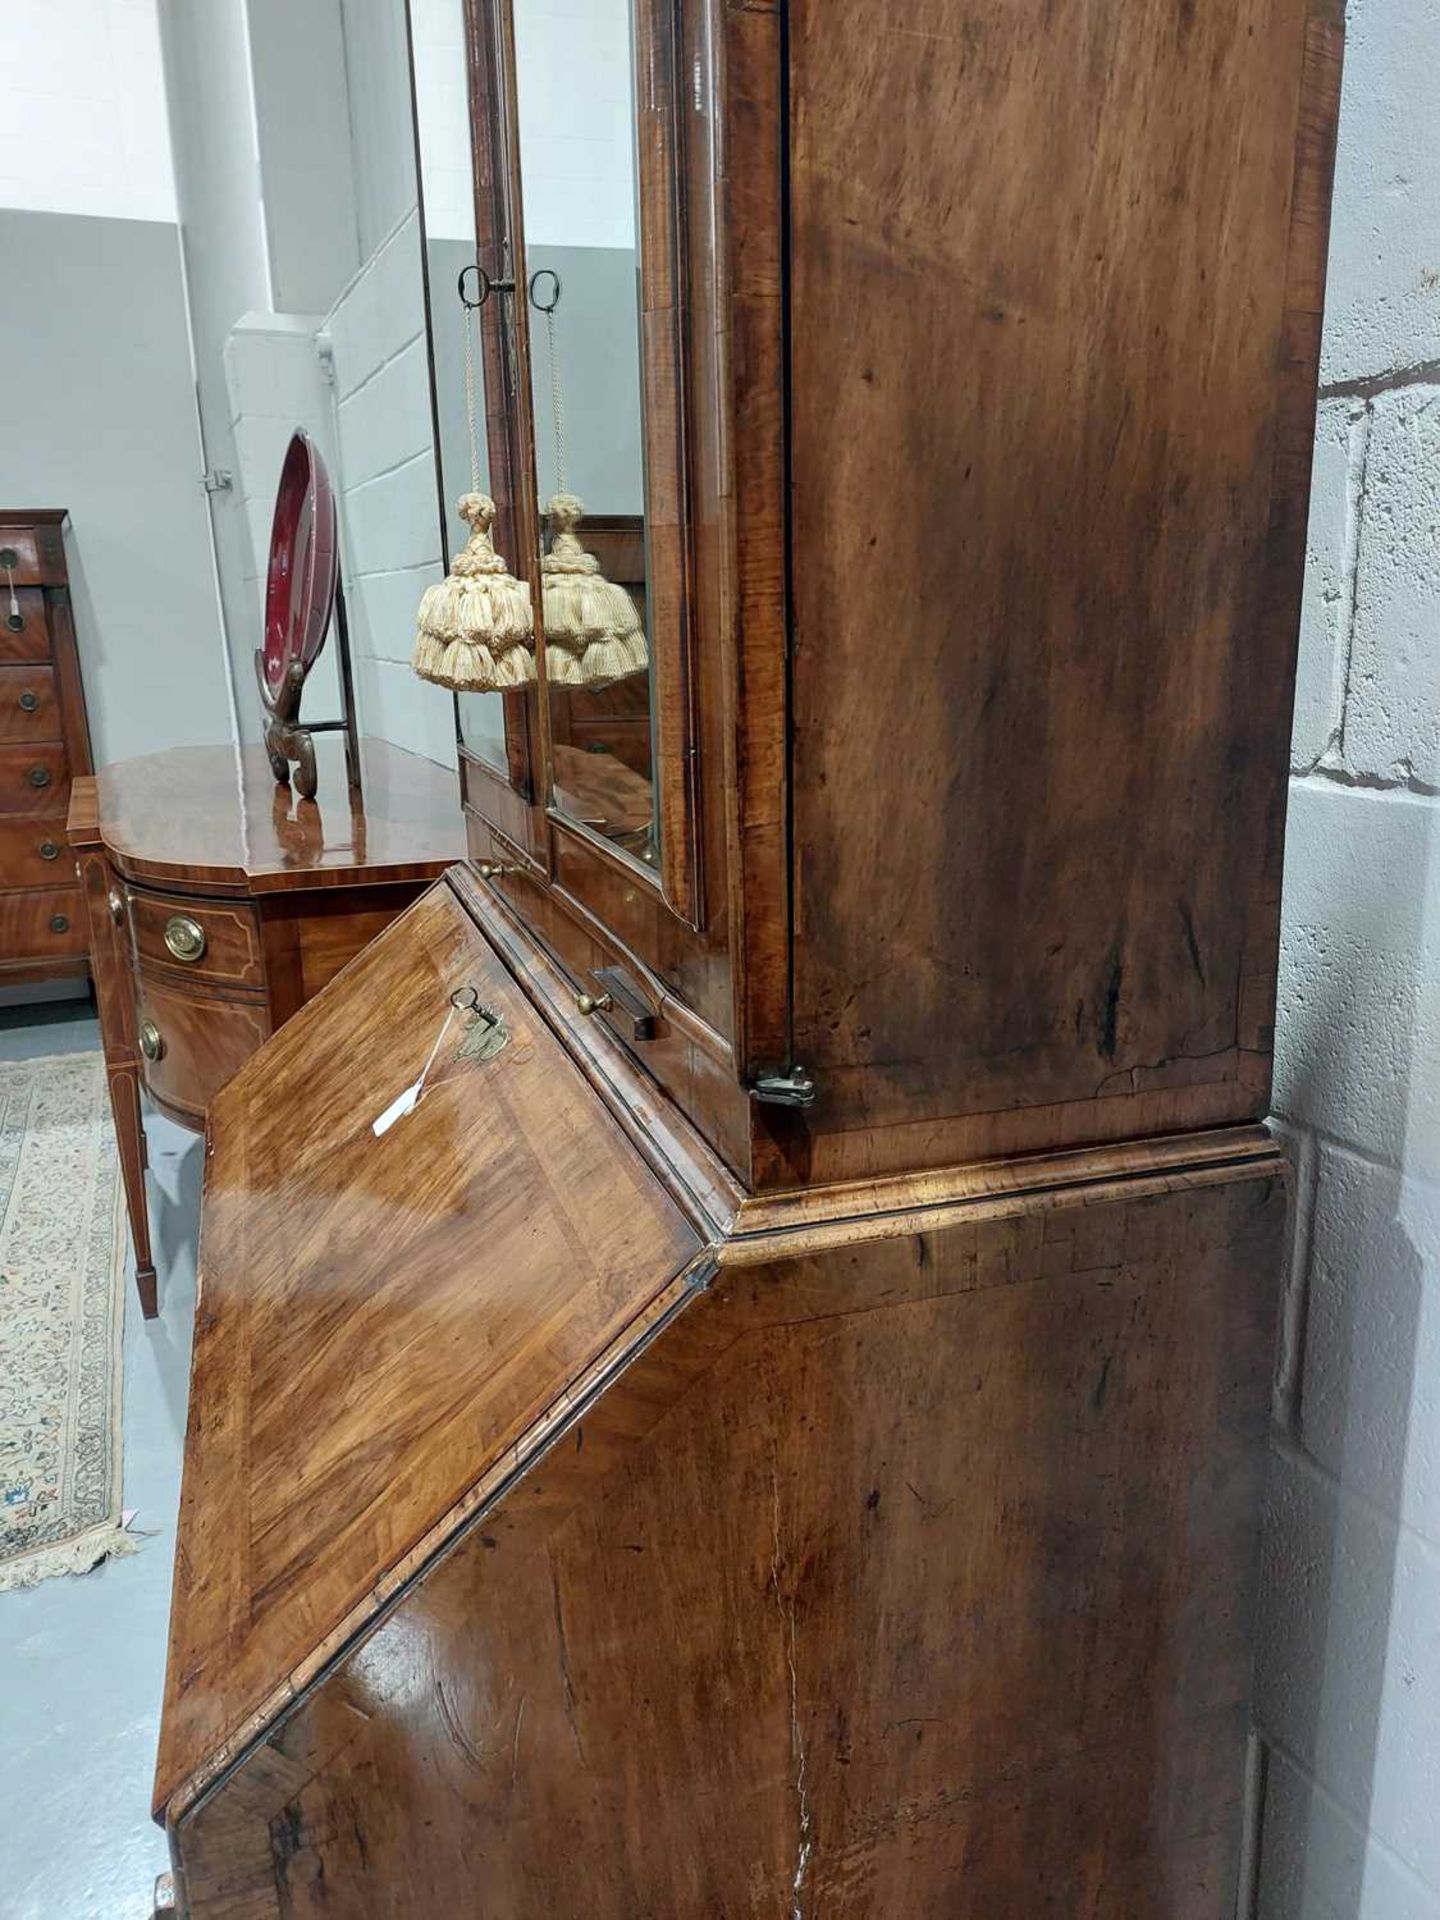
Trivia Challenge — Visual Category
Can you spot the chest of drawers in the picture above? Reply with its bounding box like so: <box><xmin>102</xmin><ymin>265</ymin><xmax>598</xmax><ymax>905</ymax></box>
<box><xmin>0</xmin><ymin>510</ymin><xmax>92</xmax><ymax>988</ymax></box>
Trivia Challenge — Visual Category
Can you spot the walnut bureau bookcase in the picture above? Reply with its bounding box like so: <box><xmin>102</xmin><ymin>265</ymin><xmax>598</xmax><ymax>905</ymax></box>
<box><xmin>0</xmin><ymin>509</ymin><xmax>92</xmax><ymax>987</ymax></box>
<box><xmin>151</xmin><ymin>0</ymin><xmax>1344</xmax><ymax>1913</ymax></box>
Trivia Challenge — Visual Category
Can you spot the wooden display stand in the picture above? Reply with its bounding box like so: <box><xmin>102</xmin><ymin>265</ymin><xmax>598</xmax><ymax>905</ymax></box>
<box><xmin>149</xmin><ymin>0</ymin><xmax>1345</xmax><ymax>1910</ymax></box>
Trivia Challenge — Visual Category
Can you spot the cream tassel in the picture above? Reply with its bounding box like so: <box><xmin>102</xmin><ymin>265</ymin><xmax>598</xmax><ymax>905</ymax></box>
<box><xmin>412</xmin><ymin>492</ymin><xmax>535</xmax><ymax>692</ymax></box>
<box><xmin>540</xmin><ymin>494</ymin><xmax>648</xmax><ymax>689</ymax></box>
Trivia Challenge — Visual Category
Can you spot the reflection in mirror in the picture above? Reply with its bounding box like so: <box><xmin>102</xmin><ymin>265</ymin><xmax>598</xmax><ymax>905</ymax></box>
<box><xmin>513</xmin><ymin>0</ymin><xmax>658</xmax><ymax>867</ymax></box>
<box><xmin>410</xmin><ymin>0</ymin><xmax>511</xmax><ymax>776</ymax></box>
<box><xmin>165</xmin><ymin>0</ymin><xmax>454</xmax><ymax>782</ymax></box>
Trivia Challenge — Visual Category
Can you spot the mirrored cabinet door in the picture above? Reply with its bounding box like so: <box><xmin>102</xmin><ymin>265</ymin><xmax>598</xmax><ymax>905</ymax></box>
<box><xmin>511</xmin><ymin>0</ymin><xmax>659</xmax><ymax>871</ymax></box>
<box><xmin>412</xmin><ymin>0</ymin><xmax>704</xmax><ymax>925</ymax></box>
<box><xmin>412</xmin><ymin>0</ymin><xmax>533</xmax><ymax>793</ymax></box>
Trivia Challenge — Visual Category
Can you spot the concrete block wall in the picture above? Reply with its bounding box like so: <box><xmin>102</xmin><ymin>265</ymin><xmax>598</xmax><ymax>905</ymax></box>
<box><xmin>322</xmin><ymin>211</ymin><xmax>454</xmax><ymax>771</ymax></box>
<box><xmin>218</xmin><ymin>216</ymin><xmax>455</xmax><ymax>772</ymax></box>
<box><xmin>1258</xmin><ymin>0</ymin><xmax>1440</xmax><ymax>1908</ymax></box>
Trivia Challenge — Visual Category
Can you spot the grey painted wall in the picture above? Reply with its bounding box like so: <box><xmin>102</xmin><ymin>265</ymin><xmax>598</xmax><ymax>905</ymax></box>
<box><xmin>0</xmin><ymin>209</ymin><xmax>230</xmax><ymax>764</ymax></box>
<box><xmin>341</xmin><ymin>0</ymin><xmax>423</xmax><ymax>260</ymax></box>
<box><xmin>157</xmin><ymin>0</ymin><xmax>272</xmax><ymax>740</ymax></box>
<box><xmin>248</xmin><ymin>0</ymin><xmax>360</xmax><ymax>317</ymax></box>
<box><xmin>528</xmin><ymin>242</ymin><xmax>644</xmax><ymax>516</ymax></box>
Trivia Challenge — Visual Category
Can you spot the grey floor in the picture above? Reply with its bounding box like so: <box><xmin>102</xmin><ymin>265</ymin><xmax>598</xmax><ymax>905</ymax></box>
<box><xmin>0</xmin><ymin>1001</ymin><xmax>200</xmax><ymax>1920</ymax></box>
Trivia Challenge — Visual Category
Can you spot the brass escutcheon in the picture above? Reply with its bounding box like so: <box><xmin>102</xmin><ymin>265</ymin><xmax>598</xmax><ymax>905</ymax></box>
<box><xmin>457</xmin><ymin>1008</ymin><xmax>510</xmax><ymax>1064</ymax></box>
<box><xmin>139</xmin><ymin>1020</ymin><xmax>164</xmax><ymax>1062</ymax></box>
<box><xmin>450</xmin><ymin>986</ymin><xmax>510</xmax><ymax>1064</ymax></box>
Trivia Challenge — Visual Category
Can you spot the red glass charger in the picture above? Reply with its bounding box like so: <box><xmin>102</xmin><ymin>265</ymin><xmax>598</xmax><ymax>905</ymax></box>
<box><xmin>261</xmin><ymin>430</ymin><xmax>338</xmax><ymax>703</ymax></box>
<box><xmin>255</xmin><ymin>431</ymin><xmax>341</xmax><ymax>798</ymax></box>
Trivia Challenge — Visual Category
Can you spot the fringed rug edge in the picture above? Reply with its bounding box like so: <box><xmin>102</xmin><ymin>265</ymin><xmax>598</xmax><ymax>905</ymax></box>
<box><xmin>0</xmin><ymin>1113</ymin><xmax>134</xmax><ymax>1594</ymax></box>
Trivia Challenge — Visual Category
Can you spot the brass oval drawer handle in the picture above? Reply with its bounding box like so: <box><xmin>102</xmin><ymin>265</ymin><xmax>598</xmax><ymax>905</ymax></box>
<box><xmin>163</xmin><ymin>914</ymin><xmax>207</xmax><ymax>964</ymax></box>
<box><xmin>575</xmin><ymin>991</ymin><xmax>614</xmax><ymax>1017</ymax></box>
<box><xmin>27</xmin><ymin>765</ymin><xmax>51</xmax><ymax>789</ymax></box>
<box><xmin>38</xmin><ymin>839</ymin><xmax>58</xmax><ymax>861</ymax></box>
<box><xmin>108</xmin><ymin>887</ymin><xmax>124</xmax><ymax>923</ymax></box>
<box><xmin>18</xmin><ymin>690</ymin><xmax>38</xmax><ymax>713</ymax></box>
<box><xmin>139</xmin><ymin>1019</ymin><xmax>164</xmax><ymax>1062</ymax></box>
<box><xmin>49</xmin><ymin>913</ymin><xmax>68</xmax><ymax>935</ymax></box>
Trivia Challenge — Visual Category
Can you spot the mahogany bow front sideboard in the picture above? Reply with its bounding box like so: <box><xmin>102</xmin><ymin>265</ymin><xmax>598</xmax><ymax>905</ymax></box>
<box><xmin>148</xmin><ymin>0</ymin><xmax>1345</xmax><ymax>1913</ymax></box>
<box><xmin>67</xmin><ymin>740</ymin><xmax>464</xmax><ymax>1318</ymax></box>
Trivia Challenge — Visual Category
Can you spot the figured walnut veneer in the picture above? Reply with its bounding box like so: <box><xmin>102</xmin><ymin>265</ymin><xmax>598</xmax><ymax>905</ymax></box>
<box><xmin>155</xmin><ymin>879</ymin><xmax>708</xmax><ymax>1816</ymax></box>
<box><xmin>784</xmin><ymin>0</ymin><xmax>1342</xmax><ymax>1176</ymax></box>
<box><xmin>156</xmin><ymin>871</ymin><xmax>1285</xmax><ymax>1915</ymax></box>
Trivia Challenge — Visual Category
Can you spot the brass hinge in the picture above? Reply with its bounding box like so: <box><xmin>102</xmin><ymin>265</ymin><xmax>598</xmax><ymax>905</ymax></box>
<box><xmin>750</xmin><ymin>1066</ymin><xmax>817</xmax><ymax>1109</ymax></box>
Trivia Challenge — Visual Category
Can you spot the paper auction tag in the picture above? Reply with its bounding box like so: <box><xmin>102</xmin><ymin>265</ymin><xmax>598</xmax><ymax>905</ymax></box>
<box><xmin>372</xmin><ymin>1079</ymin><xmax>422</xmax><ymax>1137</ymax></box>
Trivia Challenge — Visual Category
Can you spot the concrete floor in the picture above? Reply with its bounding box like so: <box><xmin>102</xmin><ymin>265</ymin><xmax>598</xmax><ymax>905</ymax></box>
<box><xmin>0</xmin><ymin>1002</ymin><xmax>200</xmax><ymax>1920</ymax></box>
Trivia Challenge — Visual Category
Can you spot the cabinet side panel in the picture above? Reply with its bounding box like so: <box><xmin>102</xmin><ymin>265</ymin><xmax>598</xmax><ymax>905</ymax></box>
<box><xmin>783</xmin><ymin>0</ymin><xmax>1342</xmax><ymax>1176</ymax></box>
<box><xmin>175</xmin><ymin>1170</ymin><xmax>1283</xmax><ymax>1918</ymax></box>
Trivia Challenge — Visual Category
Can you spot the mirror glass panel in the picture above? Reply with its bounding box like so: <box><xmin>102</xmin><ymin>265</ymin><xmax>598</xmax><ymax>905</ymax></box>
<box><xmin>167</xmin><ymin>0</ymin><xmax>459</xmax><ymax>790</ymax></box>
<box><xmin>513</xmin><ymin>0</ymin><xmax>657</xmax><ymax>867</ymax></box>
<box><xmin>411</xmin><ymin>0</ymin><xmax>509</xmax><ymax>776</ymax></box>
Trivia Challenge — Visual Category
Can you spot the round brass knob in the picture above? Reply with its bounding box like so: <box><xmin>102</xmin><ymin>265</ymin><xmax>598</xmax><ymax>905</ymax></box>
<box><xmin>576</xmin><ymin>992</ymin><xmax>614</xmax><ymax>1017</ymax></box>
<box><xmin>18</xmin><ymin>690</ymin><xmax>38</xmax><ymax>713</ymax></box>
<box><xmin>139</xmin><ymin>1020</ymin><xmax>164</xmax><ymax>1062</ymax></box>
<box><xmin>477</xmin><ymin>861</ymin><xmax>509</xmax><ymax>880</ymax></box>
<box><xmin>38</xmin><ymin>839</ymin><xmax>58</xmax><ymax>861</ymax></box>
<box><xmin>5</xmin><ymin>614</ymin><xmax>22</xmax><ymax>634</ymax></box>
<box><xmin>163</xmin><ymin>914</ymin><xmax>206</xmax><ymax>964</ymax></box>
<box><xmin>49</xmin><ymin>913</ymin><xmax>68</xmax><ymax>935</ymax></box>
<box><xmin>27</xmin><ymin>765</ymin><xmax>50</xmax><ymax>789</ymax></box>
<box><xmin>107</xmin><ymin>888</ymin><xmax>124</xmax><ymax>924</ymax></box>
